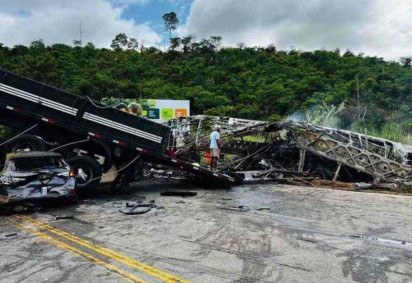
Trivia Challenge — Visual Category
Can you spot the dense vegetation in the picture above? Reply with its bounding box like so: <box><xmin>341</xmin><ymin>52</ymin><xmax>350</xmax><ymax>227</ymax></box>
<box><xmin>0</xmin><ymin>36</ymin><xmax>411</xmax><ymax>143</ymax></box>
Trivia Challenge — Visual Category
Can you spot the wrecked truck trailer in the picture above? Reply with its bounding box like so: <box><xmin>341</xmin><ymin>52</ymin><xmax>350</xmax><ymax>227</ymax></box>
<box><xmin>168</xmin><ymin>116</ymin><xmax>412</xmax><ymax>186</ymax></box>
<box><xmin>0</xmin><ymin>68</ymin><xmax>237</xmax><ymax>195</ymax></box>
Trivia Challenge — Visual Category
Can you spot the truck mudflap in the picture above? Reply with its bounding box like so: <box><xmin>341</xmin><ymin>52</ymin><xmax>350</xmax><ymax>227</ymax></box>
<box><xmin>140</xmin><ymin>149</ymin><xmax>242</xmax><ymax>185</ymax></box>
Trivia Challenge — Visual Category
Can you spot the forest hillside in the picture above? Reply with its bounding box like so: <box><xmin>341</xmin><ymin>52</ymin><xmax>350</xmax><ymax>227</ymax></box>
<box><xmin>1</xmin><ymin>37</ymin><xmax>411</xmax><ymax>143</ymax></box>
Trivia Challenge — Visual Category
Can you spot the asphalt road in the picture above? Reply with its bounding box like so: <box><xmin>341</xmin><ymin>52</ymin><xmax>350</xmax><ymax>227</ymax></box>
<box><xmin>1</xmin><ymin>182</ymin><xmax>411</xmax><ymax>283</ymax></box>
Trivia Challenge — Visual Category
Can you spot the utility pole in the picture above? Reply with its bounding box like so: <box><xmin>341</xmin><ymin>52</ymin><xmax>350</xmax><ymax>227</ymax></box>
<box><xmin>356</xmin><ymin>74</ymin><xmax>360</xmax><ymax>120</ymax></box>
<box><xmin>79</xmin><ymin>20</ymin><xmax>83</xmax><ymax>47</ymax></box>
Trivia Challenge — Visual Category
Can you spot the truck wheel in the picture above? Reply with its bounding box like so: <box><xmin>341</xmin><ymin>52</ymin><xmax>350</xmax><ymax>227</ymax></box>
<box><xmin>6</xmin><ymin>134</ymin><xmax>47</xmax><ymax>153</ymax></box>
<box><xmin>310</xmin><ymin>165</ymin><xmax>334</xmax><ymax>180</ymax></box>
<box><xmin>68</xmin><ymin>156</ymin><xmax>102</xmax><ymax>194</ymax></box>
<box><xmin>133</xmin><ymin>161</ymin><xmax>147</xmax><ymax>182</ymax></box>
<box><xmin>310</xmin><ymin>170</ymin><xmax>327</xmax><ymax>180</ymax></box>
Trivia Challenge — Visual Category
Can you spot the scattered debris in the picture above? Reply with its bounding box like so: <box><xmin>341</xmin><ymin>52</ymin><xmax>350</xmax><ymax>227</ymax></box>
<box><xmin>257</xmin><ymin>207</ymin><xmax>271</xmax><ymax>211</ymax></box>
<box><xmin>216</xmin><ymin>204</ymin><xmax>250</xmax><ymax>212</ymax></box>
<box><xmin>349</xmin><ymin>235</ymin><xmax>411</xmax><ymax>246</ymax></box>
<box><xmin>126</xmin><ymin>202</ymin><xmax>142</xmax><ymax>207</ymax></box>
<box><xmin>160</xmin><ymin>191</ymin><xmax>197</xmax><ymax>197</ymax></box>
<box><xmin>119</xmin><ymin>203</ymin><xmax>155</xmax><ymax>215</ymax></box>
<box><xmin>4</xmin><ymin>233</ymin><xmax>17</xmax><ymax>238</ymax></box>
<box><xmin>55</xmin><ymin>215</ymin><xmax>74</xmax><ymax>220</ymax></box>
<box><xmin>356</xmin><ymin>182</ymin><xmax>372</xmax><ymax>190</ymax></box>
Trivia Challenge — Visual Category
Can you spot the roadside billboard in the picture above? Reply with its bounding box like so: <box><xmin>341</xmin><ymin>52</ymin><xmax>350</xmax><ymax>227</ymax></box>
<box><xmin>101</xmin><ymin>98</ymin><xmax>190</xmax><ymax>123</ymax></box>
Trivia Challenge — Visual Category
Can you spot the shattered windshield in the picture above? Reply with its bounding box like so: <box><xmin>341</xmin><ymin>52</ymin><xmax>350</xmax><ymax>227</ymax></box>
<box><xmin>9</xmin><ymin>157</ymin><xmax>67</xmax><ymax>171</ymax></box>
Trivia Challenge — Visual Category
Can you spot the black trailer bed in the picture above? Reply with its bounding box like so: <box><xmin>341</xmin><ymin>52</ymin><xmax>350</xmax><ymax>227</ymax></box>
<box><xmin>0</xmin><ymin>69</ymin><xmax>170</xmax><ymax>153</ymax></box>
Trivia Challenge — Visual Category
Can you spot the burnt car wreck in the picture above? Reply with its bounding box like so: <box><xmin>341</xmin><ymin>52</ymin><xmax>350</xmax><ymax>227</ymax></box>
<box><xmin>167</xmin><ymin>115</ymin><xmax>412</xmax><ymax>188</ymax></box>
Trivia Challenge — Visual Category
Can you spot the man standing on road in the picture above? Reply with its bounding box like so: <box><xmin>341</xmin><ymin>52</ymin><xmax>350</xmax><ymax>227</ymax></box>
<box><xmin>210</xmin><ymin>126</ymin><xmax>221</xmax><ymax>171</ymax></box>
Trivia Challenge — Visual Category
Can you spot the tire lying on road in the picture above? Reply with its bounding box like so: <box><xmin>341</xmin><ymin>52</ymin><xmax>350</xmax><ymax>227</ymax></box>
<box><xmin>6</xmin><ymin>134</ymin><xmax>47</xmax><ymax>153</ymax></box>
<box><xmin>67</xmin><ymin>155</ymin><xmax>102</xmax><ymax>194</ymax></box>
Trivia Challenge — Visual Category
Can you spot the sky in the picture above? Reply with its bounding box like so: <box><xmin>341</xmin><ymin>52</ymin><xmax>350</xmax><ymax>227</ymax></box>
<box><xmin>0</xmin><ymin>0</ymin><xmax>411</xmax><ymax>60</ymax></box>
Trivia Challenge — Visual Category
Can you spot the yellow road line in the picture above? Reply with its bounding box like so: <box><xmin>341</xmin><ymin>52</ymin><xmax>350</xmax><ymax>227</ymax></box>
<box><xmin>16</xmin><ymin>215</ymin><xmax>189</xmax><ymax>283</ymax></box>
<box><xmin>8</xmin><ymin>218</ymin><xmax>147</xmax><ymax>283</ymax></box>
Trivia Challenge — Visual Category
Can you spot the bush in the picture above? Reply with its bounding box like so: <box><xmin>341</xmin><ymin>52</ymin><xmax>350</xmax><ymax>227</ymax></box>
<box><xmin>0</xmin><ymin>126</ymin><xmax>11</xmax><ymax>139</ymax></box>
<box><xmin>352</xmin><ymin>122</ymin><xmax>412</xmax><ymax>145</ymax></box>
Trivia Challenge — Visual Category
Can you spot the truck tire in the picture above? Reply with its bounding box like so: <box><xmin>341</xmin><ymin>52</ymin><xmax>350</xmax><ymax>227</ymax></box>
<box><xmin>68</xmin><ymin>156</ymin><xmax>102</xmax><ymax>194</ymax></box>
<box><xmin>133</xmin><ymin>161</ymin><xmax>147</xmax><ymax>182</ymax></box>
<box><xmin>310</xmin><ymin>165</ymin><xmax>334</xmax><ymax>180</ymax></box>
<box><xmin>6</xmin><ymin>134</ymin><xmax>47</xmax><ymax>153</ymax></box>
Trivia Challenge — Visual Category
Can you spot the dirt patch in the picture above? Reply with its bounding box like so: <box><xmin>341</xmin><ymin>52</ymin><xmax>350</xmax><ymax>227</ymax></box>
<box><xmin>311</xmin><ymin>180</ymin><xmax>356</xmax><ymax>190</ymax></box>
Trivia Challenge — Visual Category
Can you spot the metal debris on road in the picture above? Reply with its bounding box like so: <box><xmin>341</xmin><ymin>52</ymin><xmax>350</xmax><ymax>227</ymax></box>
<box><xmin>160</xmin><ymin>191</ymin><xmax>198</xmax><ymax>197</ymax></box>
<box><xmin>216</xmin><ymin>204</ymin><xmax>251</xmax><ymax>212</ymax></box>
<box><xmin>257</xmin><ymin>207</ymin><xmax>271</xmax><ymax>211</ymax></box>
<box><xmin>4</xmin><ymin>233</ymin><xmax>18</xmax><ymax>238</ymax></box>
<box><xmin>119</xmin><ymin>203</ymin><xmax>155</xmax><ymax>215</ymax></box>
<box><xmin>55</xmin><ymin>215</ymin><xmax>75</xmax><ymax>220</ymax></box>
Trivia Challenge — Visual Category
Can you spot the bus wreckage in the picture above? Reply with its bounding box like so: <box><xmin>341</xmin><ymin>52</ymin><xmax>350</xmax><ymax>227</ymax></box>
<box><xmin>166</xmin><ymin>115</ymin><xmax>412</xmax><ymax>189</ymax></box>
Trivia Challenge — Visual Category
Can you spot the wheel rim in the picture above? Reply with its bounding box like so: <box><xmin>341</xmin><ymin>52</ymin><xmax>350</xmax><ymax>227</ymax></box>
<box><xmin>311</xmin><ymin>171</ymin><xmax>326</xmax><ymax>180</ymax></box>
<box><xmin>74</xmin><ymin>165</ymin><xmax>93</xmax><ymax>186</ymax></box>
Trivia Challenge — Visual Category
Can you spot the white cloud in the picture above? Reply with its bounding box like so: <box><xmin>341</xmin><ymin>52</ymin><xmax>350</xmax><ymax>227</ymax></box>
<box><xmin>109</xmin><ymin>0</ymin><xmax>150</xmax><ymax>8</ymax></box>
<box><xmin>358</xmin><ymin>0</ymin><xmax>412</xmax><ymax>59</ymax></box>
<box><xmin>185</xmin><ymin>0</ymin><xmax>412</xmax><ymax>60</ymax></box>
<box><xmin>0</xmin><ymin>0</ymin><xmax>161</xmax><ymax>48</ymax></box>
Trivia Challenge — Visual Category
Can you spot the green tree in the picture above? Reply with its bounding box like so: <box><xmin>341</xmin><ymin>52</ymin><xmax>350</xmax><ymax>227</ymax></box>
<box><xmin>170</xmin><ymin>37</ymin><xmax>181</xmax><ymax>51</ymax></box>
<box><xmin>111</xmin><ymin>33</ymin><xmax>139</xmax><ymax>51</ymax></box>
<box><xmin>127</xmin><ymin>38</ymin><xmax>139</xmax><ymax>50</ymax></box>
<box><xmin>111</xmin><ymin>33</ymin><xmax>128</xmax><ymax>50</ymax></box>
<box><xmin>1</xmin><ymin>36</ymin><xmax>412</xmax><ymax>144</ymax></box>
<box><xmin>162</xmin><ymin>12</ymin><xmax>179</xmax><ymax>43</ymax></box>
<box><xmin>72</xmin><ymin>39</ymin><xmax>82</xmax><ymax>47</ymax></box>
<box><xmin>401</xmin><ymin>57</ymin><xmax>411</xmax><ymax>69</ymax></box>
<box><xmin>209</xmin><ymin>36</ymin><xmax>222</xmax><ymax>51</ymax></box>
<box><xmin>30</xmin><ymin>39</ymin><xmax>46</xmax><ymax>49</ymax></box>
<box><xmin>181</xmin><ymin>35</ymin><xmax>193</xmax><ymax>54</ymax></box>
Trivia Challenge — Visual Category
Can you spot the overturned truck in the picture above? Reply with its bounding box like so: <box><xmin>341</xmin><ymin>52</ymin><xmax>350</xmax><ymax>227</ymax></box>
<box><xmin>169</xmin><ymin>116</ymin><xmax>412</xmax><ymax>187</ymax></box>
